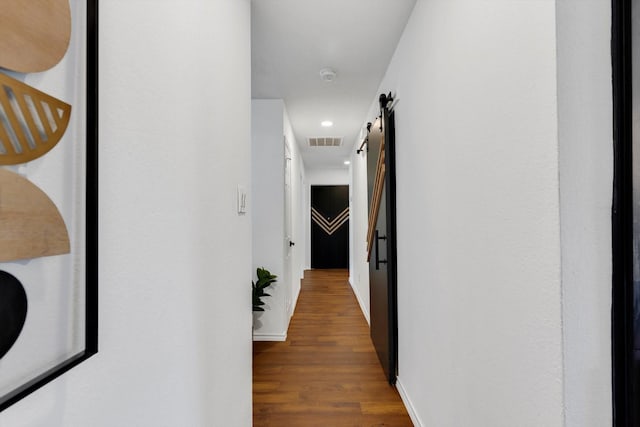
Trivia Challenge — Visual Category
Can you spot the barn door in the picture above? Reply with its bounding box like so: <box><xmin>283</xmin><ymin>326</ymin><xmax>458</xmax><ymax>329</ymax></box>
<box><xmin>367</xmin><ymin>94</ymin><xmax>397</xmax><ymax>385</ymax></box>
<box><xmin>311</xmin><ymin>185</ymin><xmax>349</xmax><ymax>269</ymax></box>
<box><xmin>612</xmin><ymin>0</ymin><xmax>640</xmax><ymax>424</ymax></box>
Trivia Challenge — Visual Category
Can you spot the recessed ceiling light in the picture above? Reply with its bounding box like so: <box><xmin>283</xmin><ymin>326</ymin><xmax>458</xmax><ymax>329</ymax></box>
<box><xmin>321</xmin><ymin>120</ymin><xmax>333</xmax><ymax>127</ymax></box>
<box><xmin>344</xmin><ymin>160</ymin><xmax>351</xmax><ymax>165</ymax></box>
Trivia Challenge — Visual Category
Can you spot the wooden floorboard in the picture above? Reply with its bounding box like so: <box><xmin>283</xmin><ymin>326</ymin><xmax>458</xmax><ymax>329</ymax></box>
<box><xmin>253</xmin><ymin>269</ymin><xmax>413</xmax><ymax>426</ymax></box>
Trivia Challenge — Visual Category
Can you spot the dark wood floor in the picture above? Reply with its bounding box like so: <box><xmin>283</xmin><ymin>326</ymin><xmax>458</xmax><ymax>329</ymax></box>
<box><xmin>253</xmin><ymin>269</ymin><xmax>413</xmax><ymax>426</ymax></box>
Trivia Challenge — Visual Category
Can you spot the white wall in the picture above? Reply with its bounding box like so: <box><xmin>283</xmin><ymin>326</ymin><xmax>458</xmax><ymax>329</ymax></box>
<box><xmin>1</xmin><ymin>1</ymin><xmax>253</xmax><ymax>426</ymax></box>
<box><xmin>305</xmin><ymin>168</ymin><xmax>349</xmax><ymax>186</ymax></box>
<box><xmin>556</xmin><ymin>1</ymin><xmax>613</xmax><ymax>426</ymax></box>
<box><xmin>284</xmin><ymin>109</ymin><xmax>306</xmax><ymax>312</ymax></box>
<box><xmin>252</xmin><ymin>100</ymin><xmax>287</xmax><ymax>340</ymax></box>
<box><xmin>354</xmin><ymin>1</ymin><xmax>567</xmax><ymax>425</ymax></box>
<box><xmin>349</xmin><ymin>131</ymin><xmax>371</xmax><ymax>323</ymax></box>
<box><xmin>251</xmin><ymin>100</ymin><xmax>305</xmax><ymax>339</ymax></box>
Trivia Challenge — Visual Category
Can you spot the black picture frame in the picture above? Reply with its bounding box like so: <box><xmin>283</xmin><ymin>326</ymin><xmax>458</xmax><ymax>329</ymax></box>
<box><xmin>0</xmin><ymin>0</ymin><xmax>98</xmax><ymax>412</ymax></box>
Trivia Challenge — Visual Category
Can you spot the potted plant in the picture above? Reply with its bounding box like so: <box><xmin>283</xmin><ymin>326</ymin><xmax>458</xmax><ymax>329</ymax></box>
<box><xmin>252</xmin><ymin>267</ymin><xmax>277</xmax><ymax>312</ymax></box>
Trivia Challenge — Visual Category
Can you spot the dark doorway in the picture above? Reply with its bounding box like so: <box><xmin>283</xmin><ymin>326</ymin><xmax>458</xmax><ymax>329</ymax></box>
<box><xmin>311</xmin><ymin>185</ymin><xmax>349</xmax><ymax>269</ymax></box>
<box><xmin>612</xmin><ymin>0</ymin><xmax>640</xmax><ymax>425</ymax></box>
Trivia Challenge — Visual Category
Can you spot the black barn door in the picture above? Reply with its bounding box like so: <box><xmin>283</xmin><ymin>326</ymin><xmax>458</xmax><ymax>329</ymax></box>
<box><xmin>613</xmin><ymin>0</ymin><xmax>640</xmax><ymax>424</ymax></box>
<box><xmin>367</xmin><ymin>94</ymin><xmax>397</xmax><ymax>385</ymax></box>
<box><xmin>311</xmin><ymin>185</ymin><xmax>349</xmax><ymax>269</ymax></box>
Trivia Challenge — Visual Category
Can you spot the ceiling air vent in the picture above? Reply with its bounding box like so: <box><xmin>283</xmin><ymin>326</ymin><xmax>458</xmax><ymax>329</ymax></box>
<box><xmin>308</xmin><ymin>137</ymin><xmax>343</xmax><ymax>147</ymax></box>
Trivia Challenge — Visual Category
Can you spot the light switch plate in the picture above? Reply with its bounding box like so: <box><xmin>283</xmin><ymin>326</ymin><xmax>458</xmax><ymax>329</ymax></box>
<box><xmin>237</xmin><ymin>185</ymin><xmax>247</xmax><ymax>214</ymax></box>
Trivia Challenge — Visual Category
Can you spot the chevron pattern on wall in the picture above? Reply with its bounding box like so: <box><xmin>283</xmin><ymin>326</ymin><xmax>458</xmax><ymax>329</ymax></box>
<box><xmin>311</xmin><ymin>207</ymin><xmax>349</xmax><ymax>236</ymax></box>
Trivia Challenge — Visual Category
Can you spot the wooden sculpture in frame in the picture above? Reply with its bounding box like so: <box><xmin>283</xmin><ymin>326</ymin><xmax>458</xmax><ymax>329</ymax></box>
<box><xmin>0</xmin><ymin>0</ymin><xmax>98</xmax><ymax>411</ymax></box>
<box><xmin>0</xmin><ymin>0</ymin><xmax>72</xmax><ymax>73</ymax></box>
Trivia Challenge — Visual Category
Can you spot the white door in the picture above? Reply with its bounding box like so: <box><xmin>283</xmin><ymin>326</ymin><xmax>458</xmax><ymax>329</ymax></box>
<box><xmin>284</xmin><ymin>137</ymin><xmax>293</xmax><ymax>316</ymax></box>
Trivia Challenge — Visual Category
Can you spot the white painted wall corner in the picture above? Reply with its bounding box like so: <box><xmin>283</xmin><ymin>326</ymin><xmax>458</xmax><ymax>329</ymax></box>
<box><xmin>396</xmin><ymin>377</ymin><xmax>424</xmax><ymax>427</ymax></box>
<box><xmin>349</xmin><ymin>276</ymin><xmax>370</xmax><ymax>325</ymax></box>
<box><xmin>252</xmin><ymin>332</ymin><xmax>287</xmax><ymax>342</ymax></box>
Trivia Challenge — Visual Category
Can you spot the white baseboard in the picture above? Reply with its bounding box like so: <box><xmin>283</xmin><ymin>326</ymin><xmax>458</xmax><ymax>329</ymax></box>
<box><xmin>348</xmin><ymin>277</ymin><xmax>370</xmax><ymax>325</ymax></box>
<box><xmin>252</xmin><ymin>332</ymin><xmax>287</xmax><ymax>342</ymax></box>
<box><xmin>291</xmin><ymin>283</ymin><xmax>301</xmax><ymax>317</ymax></box>
<box><xmin>396</xmin><ymin>377</ymin><xmax>423</xmax><ymax>427</ymax></box>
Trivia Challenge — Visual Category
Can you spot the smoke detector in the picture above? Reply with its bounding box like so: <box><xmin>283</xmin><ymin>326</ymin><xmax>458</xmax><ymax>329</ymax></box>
<box><xmin>319</xmin><ymin>67</ymin><xmax>337</xmax><ymax>82</ymax></box>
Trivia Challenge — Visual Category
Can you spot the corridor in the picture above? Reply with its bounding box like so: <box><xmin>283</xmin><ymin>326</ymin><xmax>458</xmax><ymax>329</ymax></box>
<box><xmin>253</xmin><ymin>269</ymin><xmax>412</xmax><ymax>426</ymax></box>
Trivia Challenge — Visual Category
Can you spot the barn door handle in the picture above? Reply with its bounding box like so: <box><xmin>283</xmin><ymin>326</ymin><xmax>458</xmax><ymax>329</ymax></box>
<box><xmin>375</xmin><ymin>230</ymin><xmax>387</xmax><ymax>270</ymax></box>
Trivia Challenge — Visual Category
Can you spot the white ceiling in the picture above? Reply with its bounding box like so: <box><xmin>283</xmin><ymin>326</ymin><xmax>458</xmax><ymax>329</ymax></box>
<box><xmin>251</xmin><ymin>0</ymin><xmax>417</xmax><ymax>170</ymax></box>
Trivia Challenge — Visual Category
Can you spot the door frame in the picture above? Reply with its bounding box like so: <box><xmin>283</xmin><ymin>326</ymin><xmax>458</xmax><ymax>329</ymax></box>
<box><xmin>383</xmin><ymin>101</ymin><xmax>398</xmax><ymax>385</ymax></box>
<box><xmin>310</xmin><ymin>185</ymin><xmax>350</xmax><ymax>269</ymax></box>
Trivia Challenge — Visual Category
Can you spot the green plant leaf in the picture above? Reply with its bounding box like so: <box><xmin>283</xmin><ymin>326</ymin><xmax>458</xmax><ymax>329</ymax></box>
<box><xmin>252</xmin><ymin>267</ymin><xmax>278</xmax><ymax>311</ymax></box>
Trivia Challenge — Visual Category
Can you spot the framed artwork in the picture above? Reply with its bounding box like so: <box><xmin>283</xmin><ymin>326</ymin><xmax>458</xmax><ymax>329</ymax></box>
<box><xmin>0</xmin><ymin>0</ymin><xmax>98</xmax><ymax>411</ymax></box>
